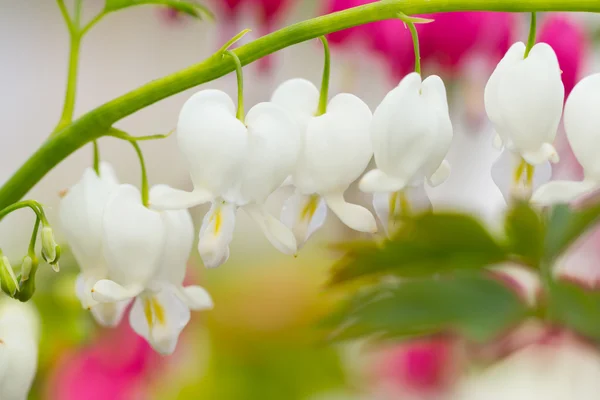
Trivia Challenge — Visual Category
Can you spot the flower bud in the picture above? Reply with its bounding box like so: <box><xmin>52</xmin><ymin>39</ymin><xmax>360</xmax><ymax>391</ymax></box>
<box><xmin>16</xmin><ymin>256</ymin><xmax>38</xmax><ymax>302</ymax></box>
<box><xmin>0</xmin><ymin>255</ymin><xmax>19</xmax><ymax>297</ymax></box>
<box><xmin>41</xmin><ymin>226</ymin><xmax>60</xmax><ymax>266</ymax></box>
<box><xmin>20</xmin><ymin>256</ymin><xmax>33</xmax><ymax>283</ymax></box>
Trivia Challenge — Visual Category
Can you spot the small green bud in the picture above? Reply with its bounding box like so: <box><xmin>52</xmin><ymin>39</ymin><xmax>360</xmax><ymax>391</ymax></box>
<box><xmin>41</xmin><ymin>226</ymin><xmax>60</xmax><ymax>265</ymax></box>
<box><xmin>16</xmin><ymin>256</ymin><xmax>38</xmax><ymax>302</ymax></box>
<box><xmin>20</xmin><ymin>255</ymin><xmax>33</xmax><ymax>283</ymax></box>
<box><xmin>0</xmin><ymin>255</ymin><xmax>19</xmax><ymax>297</ymax></box>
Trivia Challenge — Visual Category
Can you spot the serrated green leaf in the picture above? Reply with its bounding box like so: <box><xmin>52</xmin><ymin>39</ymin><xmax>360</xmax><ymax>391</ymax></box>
<box><xmin>105</xmin><ymin>0</ymin><xmax>213</xmax><ymax>19</ymax></box>
<box><xmin>324</xmin><ymin>274</ymin><xmax>528</xmax><ymax>343</ymax></box>
<box><xmin>504</xmin><ymin>200</ymin><xmax>545</xmax><ymax>267</ymax></box>
<box><xmin>544</xmin><ymin>202</ymin><xmax>600</xmax><ymax>261</ymax></box>
<box><xmin>548</xmin><ymin>279</ymin><xmax>600</xmax><ymax>340</ymax></box>
<box><xmin>329</xmin><ymin>213</ymin><xmax>507</xmax><ymax>285</ymax></box>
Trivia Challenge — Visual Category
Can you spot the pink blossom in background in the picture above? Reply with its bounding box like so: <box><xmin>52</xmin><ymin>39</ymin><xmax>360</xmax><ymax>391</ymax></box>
<box><xmin>323</xmin><ymin>0</ymin><xmax>372</xmax><ymax>47</ymax></box>
<box><xmin>46</xmin><ymin>320</ymin><xmax>159</xmax><ymax>400</ymax></box>
<box><xmin>252</xmin><ymin>0</ymin><xmax>292</xmax><ymax>73</ymax></box>
<box><xmin>370</xmin><ymin>337</ymin><xmax>459</xmax><ymax>399</ymax></box>
<box><xmin>216</xmin><ymin>0</ymin><xmax>246</xmax><ymax>17</ymax></box>
<box><xmin>419</xmin><ymin>12</ymin><xmax>516</xmax><ymax>77</ymax></box>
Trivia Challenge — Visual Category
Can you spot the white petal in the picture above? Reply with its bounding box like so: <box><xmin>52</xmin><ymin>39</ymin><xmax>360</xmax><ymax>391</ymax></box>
<box><xmin>177</xmin><ymin>89</ymin><xmax>247</xmax><ymax>200</ymax></box>
<box><xmin>324</xmin><ymin>192</ymin><xmax>377</xmax><ymax>233</ymax></box>
<box><xmin>281</xmin><ymin>192</ymin><xmax>327</xmax><ymax>249</ymax></box>
<box><xmin>91</xmin><ymin>279</ymin><xmax>144</xmax><ymax>302</ymax></box>
<box><xmin>531</xmin><ymin>180</ymin><xmax>598</xmax><ymax>206</ymax></box>
<box><xmin>304</xmin><ymin>94</ymin><xmax>373</xmax><ymax>194</ymax></box>
<box><xmin>238</xmin><ymin>102</ymin><xmax>301</xmax><ymax>204</ymax></box>
<box><xmin>75</xmin><ymin>273</ymin><xmax>98</xmax><ymax>309</ymax></box>
<box><xmin>496</xmin><ymin>43</ymin><xmax>564</xmax><ymax>158</ymax></box>
<box><xmin>491</xmin><ymin>149</ymin><xmax>552</xmax><ymax>202</ymax></box>
<box><xmin>98</xmin><ymin>162</ymin><xmax>120</xmax><ymax>187</ymax></box>
<box><xmin>485</xmin><ymin>42</ymin><xmax>527</xmax><ymax>146</ymax></box>
<box><xmin>177</xmin><ymin>285</ymin><xmax>214</xmax><ymax>311</ymax></box>
<box><xmin>90</xmin><ymin>300</ymin><xmax>132</xmax><ymax>328</ymax></box>
<box><xmin>198</xmin><ymin>201</ymin><xmax>236</xmax><ymax>268</ymax></box>
<box><xmin>564</xmin><ymin>73</ymin><xmax>600</xmax><ymax>180</ymax></box>
<box><xmin>149</xmin><ymin>186</ymin><xmax>213</xmax><ymax>211</ymax></box>
<box><xmin>151</xmin><ymin>187</ymin><xmax>195</xmax><ymax>285</ymax></box>
<box><xmin>373</xmin><ymin>187</ymin><xmax>431</xmax><ymax>236</ymax></box>
<box><xmin>59</xmin><ymin>164</ymin><xmax>116</xmax><ymax>275</ymax></box>
<box><xmin>129</xmin><ymin>290</ymin><xmax>191</xmax><ymax>355</ymax></box>
<box><xmin>359</xmin><ymin>169</ymin><xmax>407</xmax><ymax>193</ymax></box>
<box><xmin>521</xmin><ymin>143</ymin><xmax>560</xmax><ymax>166</ymax></box>
<box><xmin>102</xmin><ymin>184</ymin><xmax>166</xmax><ymax>287</ymax></box>
<box><xmin>270</xmin><ymin>78</ymin><xmax>320</xmax><ymax>129</ymax></box>
<box><xmin>427</xmin><ymin>159</ymin><xmax>451</xmax><ymax>187</ymax></box>
<box><xmin>244</xmin><ymin>204</ymin><xmax>297</xmax><ymax>255</ymax></box>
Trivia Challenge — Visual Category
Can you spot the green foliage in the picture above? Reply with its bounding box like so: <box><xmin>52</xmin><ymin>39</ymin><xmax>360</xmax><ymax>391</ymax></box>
<box><xmin>329</xmin><ymin>213</ymin><xmax>509</xmax><ymax>285</ymax></box>
<box><xmin>547</xmin><ymin>279</ymin><xmax>600</xmax><ymax>341</ymax></box>
<box><xmin>544</xmin><ymin>202</ymin><xmax>600</xmax><ymax>261</ymax></box>
<box><xmin>505</xmin><ymin>200</ymin><xmax>545</xmax><ymax>266</ymax></box>
<box><xmin>324</xmin><ymin>273</ymin><xmax>528</xmax><ymax>343</ymax></box>
<box><xmin>104</xmin><ymin>0</ymin><xmax>214</xmax><ymax>19</ymax></box>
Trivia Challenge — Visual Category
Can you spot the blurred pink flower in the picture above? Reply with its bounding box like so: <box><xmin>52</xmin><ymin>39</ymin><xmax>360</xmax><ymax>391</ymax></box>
<box><xmin>370</xmin><ymin>337</ymin><xmax>459</xmax><ymax>399</ymax></box>
<box><xmin>365</xmin><ymin>18</ymin><xmax>418</xmax><ymax>80</ymax></box>
<box><xmin>419</xmin><ymin>12</ymin><xmax>516</xmax><ymax>77</ymax></box>
<box><xmin>538</xmin><ymin>14</ymin><xmax>588</xmax><ymax>97</ymax></box>
<box><xmin>252</xmin><ymin>0</ymin><xmax>292</xmax><ymax>73</ymax></box>
<box><xmin>46</xmin><ymin>321</ymin><xmax>159</xmax><ymax>400</ymax></box>
<box><xmin>217</xmin><ymin>0</ymin><xmax>246</xmax><ymax>17</ymax></box>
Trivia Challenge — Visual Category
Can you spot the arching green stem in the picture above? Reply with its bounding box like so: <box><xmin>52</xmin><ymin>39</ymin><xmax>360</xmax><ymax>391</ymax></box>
<box><xmin>225</xmin><ymin>50</ymin><xmax>245</xmax><ymax>123</ymax></box>
<box><xmin>0</xmin><ymin>200</ymin><xmax>49</xmax><ymax>226</ymax></box>
<box><xmin>28</xmin><ymin>217</ymin><xmax>40</xmax><ymax>257</ymax></box>
<box><xmin>2</xmin><ymin>1</ymin><xmax>600</xmax><ymax>211</ymax></box>
<box><xmin>524</xmin><ymin>12</ymin><xmax>537</xmax><ymax>58</ymax></box>
<box><xmin>129</xmin><ymin>141</ymin><xmax>150</xmax><ymax>208</ymax></box>
<box><xmin>316</xmin><ymin>36</ymin><xmax>331</xmax><ymax>116</ymax></box>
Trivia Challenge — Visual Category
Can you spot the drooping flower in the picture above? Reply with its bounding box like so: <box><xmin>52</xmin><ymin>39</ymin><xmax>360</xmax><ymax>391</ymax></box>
<box><xmin>0</xmin><ymin>298</ymin><xmax>39</xmax><ymax>400</ymax></box>
<box><xmin>59</xmin><ymin>163</ymin><xmax>130</xmax><ymax>327</ymax></box>
<box><xmin>532</xmin><ymin>73</ymin><xmax>600</xmax><ymax>206</ymax></box>
<box><xmin>271</xmin><ymin>78</ymin><xmax>377</xmax><ymax>247</ymax></box>
<box><xmin>91</xmin><ymin>184</ymin><xmax>213</xmax><ymax>354</ymax></box>
<box><xmin>151</xmin><ymin>90</ymin><xmax>300</xmax><ymax>267</ymax></box>
<box><xmin>359</xmin><ymin>73</ymin><xmax>452</xmax><ymax>233</ymax></box>
<box><xmin>485</xmin><ymin>42</ymin><xmax>564</xmax><ymax>165</ymax></box>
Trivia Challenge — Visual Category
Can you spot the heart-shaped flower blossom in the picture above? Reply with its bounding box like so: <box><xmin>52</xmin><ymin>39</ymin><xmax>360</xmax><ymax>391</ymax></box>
<box><xmin>59</xmin><ymin>163</ymin><xmax>130</xmax><ymax>327</ymax></box>
<box><xmin>150</xmin><ymin>90</ymin><xmax>300</xmax><ymax>267</ymax></box>
<box><xmin>485</xmin><ymin>42</ymin><xmax>564</xmax><ymax>165</ymax></box>
<box><xmin>532</xmin><ymin>73</ymin><xmax>600</xmax><ymax>206</ymax></box>
<box><xmin>271</xmin><ymin>78</ymin><xmax>377</xmax><ymax>247</ymax></box>
<box><xmin>359</xmin><ymin>72</ymin><xmax>452</xmax><ymax>233</ymax></box>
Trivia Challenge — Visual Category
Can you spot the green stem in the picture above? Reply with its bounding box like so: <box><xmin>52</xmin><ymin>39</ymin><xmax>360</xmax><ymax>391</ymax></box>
<box><xmin>28</xmin><ymin>217</ymin><xmax>40</xmax><ymax>256</ymax></box>
<box><xmin>2</xmin><ymin>0</ymin><xmax>600</xmax><ymax>210</ymax></box>
<box><xmin>93</xmin><ymin>141</ymin><xmax>100</xmax><ymax>175</ymax></box>
<box><xmin>225</xmin><ymin>50</ymin><xmax>245</xmax><ymax>122</ymax></box>
<box><xmin>129</xmin><ymin>141</ymin><xmax>150</xmax><ymax>208</ymax></box>
<box><xmin>56</xmin><ymin>0</ymin><xmax>76</xmax><ymax>35</ymax></box>
<box><xmin>74</xmin><ymin>0</ymin><xmax>83</xmax><ymax>27</ymax></box>
<box><xmin>316</xmin><ymin>36</ymin><xmax>331</xmax><ymax>116</ymax></box>
<box><xmin>406</xmin><ymin>21</ymin><xmax>421</xmax><ymax>75</ymax></box>
<box><xmin>55</xmin><ymin>33</ymin><xmax>81</xmax><ymax>132</ymax></box>
<box><xmin>80</xmin><ymin>11</ymin><xmax>106</xmax><ymax>36</ymax></box>
<box><xmin>524</xmin><ymin>12</ymin><xmax>537</xmax><ymax>58</ymax></box>
<box><xmin>0</xmin><ymin>201</ymin><xmax>49</xmax><ymax>226</ymax></box>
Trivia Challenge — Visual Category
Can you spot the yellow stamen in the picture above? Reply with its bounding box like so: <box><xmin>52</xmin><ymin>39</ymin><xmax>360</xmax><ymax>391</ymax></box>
<box><xmin>151</xmin><ymin>297</ymin><xmax>166</xmax><ymax>326</ymax></box>
<box><xmin>389</xmin><ymin>192</ymin><xmax>398</xmax><ymax>219</ymax></box>
<box><xmin>143</xmin><ymin>298</ymin><xmax>154</xmax><ymax>327</ymax></box>
<box><xmin>300</xmin><ymin>195</ymin><xmax>320</xmax><ymax>221</ymax></box>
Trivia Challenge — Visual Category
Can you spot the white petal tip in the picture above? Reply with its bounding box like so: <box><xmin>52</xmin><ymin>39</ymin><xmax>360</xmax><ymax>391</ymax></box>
<box><xmin>522</xmin><ymin>143</ymin><xmax>559</xmax><ymax>166</ymax></box>
<box><xmin>325</xmin><ymin>193</ymin><xmax>378</xmax><ymax>233</ymax></box>
<box><xmin>91</xmin><ymin>280</ymin><xmax>142</xmax><ymax>303</ymax></box>
<box><xmin>359</xmin><ymin>169</ymin><xmax>407</xmax><ymax>193</ymax></box>
<box><xmin>150</xmin><ymin>187</ymin><xmax>214</xmax><ymax>211</ymax></box>
<box><xmin>492</xmin><ymin>133</ymin><xmax>504</xmax><ymax>150</ymax></box>
<box><xmin>428</xmin><ymin>160</ymin><xmax>451</xmax><ymax>187</ymax></box>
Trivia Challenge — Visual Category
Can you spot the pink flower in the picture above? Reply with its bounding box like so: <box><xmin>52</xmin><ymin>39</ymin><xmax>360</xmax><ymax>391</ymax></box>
<box><xmin>251</xmin><ymin>0</ymin><xmax>292</xmax><ymax>73</ymax></box>
<box><xmin>216</xmin><ymin>0</ymin><xmax>246</xmax><ymax>17</ymax></box>
<box><xmin>46</xmin><ymin>321</ymin><xmax>159</xmax><ymax>400</ymax></box>
<box><xmin>538</xmin><ymin>14</ymin><xmax>588</xmax><ymax>97</ymax></box>
<box><xmin>323</xmin><ymin>0</ymin><xmax>372</xmax><ymax>47</ymax></box>
<box><xmin>419</xmin><ymin>12</ymin><xmax>516</xmax><ymax>77</ymax></box>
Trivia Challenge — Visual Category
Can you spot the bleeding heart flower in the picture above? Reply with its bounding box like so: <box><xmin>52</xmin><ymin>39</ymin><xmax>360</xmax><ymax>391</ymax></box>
<box><xmin>272</xmin><ymin>78</ymin><xmax>377</xmax><ymax>247</ymax></box>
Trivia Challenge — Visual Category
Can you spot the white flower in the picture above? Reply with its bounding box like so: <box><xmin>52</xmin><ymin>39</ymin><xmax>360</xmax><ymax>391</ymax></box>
<box><xmin>0</xmin><ymin>298</ymin><xmax>39</xmax><ymax>400</ymax></box>
<box><xmin>358</xmin><ymin>73</ymin><xmax>452</xmax><ymax>233</ymax></box>
<box><xmin>271</xmin><ymin>78</ymin><xmax>377</xmax><ymax>247</ymax></box>
<box><xmin>532</xmin><ymin>73</ymin><xmax>600</xmax><ymax>206</ymax></box>
<box><xmin>129</xmin><ymin>185</ymin><xmax>213</xmax><ymax>355</ymax></box>
<box><xmin>91</xmin><ymin>184</ymin><xmax>212</xmax><ymax>354</ymax></box>
<box><xmin>492</xmin><ymin>148</ymin><xmax>552</xmax><ymax>202</ymax></box>
<box><xmin>151</xmin><ymin>90</ymin><xmax>300</xmax><ymax>267</ymax></box>
<box><xmin>454</xmin><ymin>341</ymin><xmax>600</xmax><ymax>400</ymax></box>
<box><xmin>485</xmin><ymin>42</ymin><xmax>564</xmax><ymax>165</ymax></box>
<box><xmin>59</xmin><ymin>163</ymin><xmax>130</xmax><ymax>327</ymax></box>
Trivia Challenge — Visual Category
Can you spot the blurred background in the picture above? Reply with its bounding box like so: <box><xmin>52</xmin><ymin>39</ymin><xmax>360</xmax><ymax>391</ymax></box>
<box><xmin>1</xmin><ymin>1</ymin><xmax>599</xmax><ymax>399</ymax></box>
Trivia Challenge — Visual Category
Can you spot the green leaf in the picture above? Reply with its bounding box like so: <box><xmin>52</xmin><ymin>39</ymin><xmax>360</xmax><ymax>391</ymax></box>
<box><xmin>504</xmin><ymin>200</ymin><xmax>545</xmax><ymax>267</ymax></box>
<box><xmin>104</xmin><ymin>0</ymin><xmax>214</xmax><ymax>19</ymax></box>
<box><xmin>548</xmin><ymin>279</ymin><xmax>600</xmax><ymax>340</ymax></box>
<box><xmin>329</xmin><ymin>213</ymin><xmax>508</xmax><ymax>285</ymax></box>
<box><xmin>324</xmin><ymin>273</ymin><xmax>528</xmax><ymax>343</ymax></box>
<box><xmin>544</xmin><ymin>202</ymin><xmax>600</xmax><ymax>261</ymax></box>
